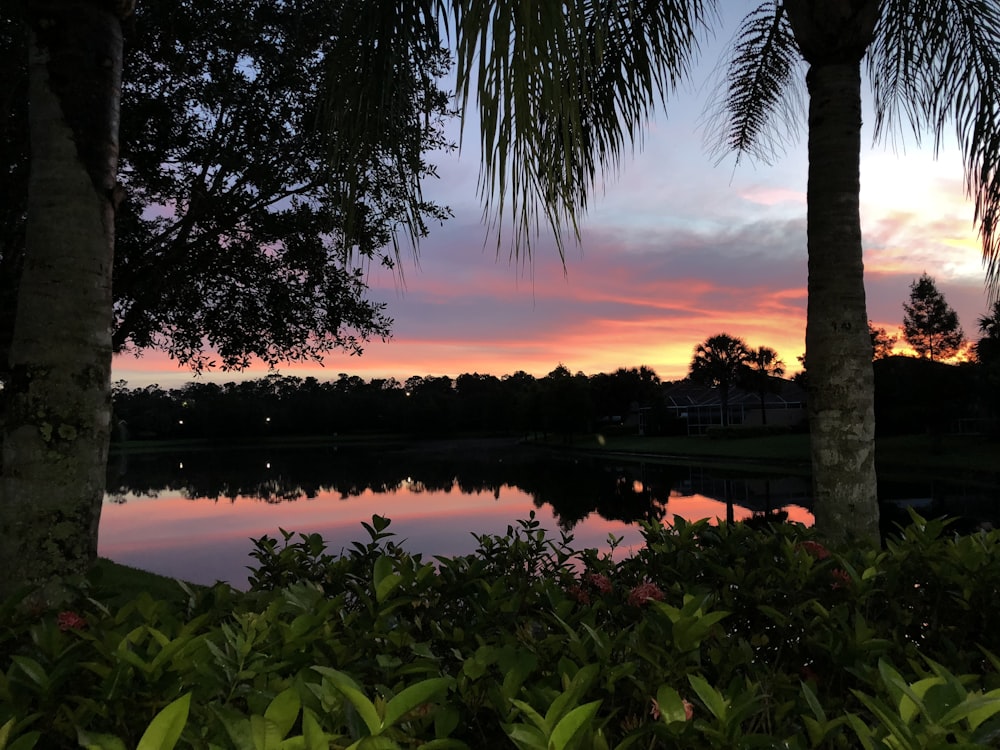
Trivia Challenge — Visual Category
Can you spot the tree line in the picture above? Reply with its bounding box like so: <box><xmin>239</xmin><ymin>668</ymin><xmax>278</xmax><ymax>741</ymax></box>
<box><xmin>112</xmin><ymin>365</ymin><xmax>673</xmax><ymax>441</ymax></box>
<box><xmin>111</xmin><ymin>293</ymin><xmax>1000</xmax><ymax>442</ymax></box>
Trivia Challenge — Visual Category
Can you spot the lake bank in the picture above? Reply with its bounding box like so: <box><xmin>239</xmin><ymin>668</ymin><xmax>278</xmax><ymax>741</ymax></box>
<box><xmin>111</xmin><ymin>430</ymin><xmax>999</xmax><ymax>477</ymax></box>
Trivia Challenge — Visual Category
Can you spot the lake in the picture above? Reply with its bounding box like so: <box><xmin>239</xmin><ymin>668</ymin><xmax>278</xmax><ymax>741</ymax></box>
<box><xmin>100</xmin><ymin>439</ymin><xmax>999</xmax><ymax>589</ymax></box>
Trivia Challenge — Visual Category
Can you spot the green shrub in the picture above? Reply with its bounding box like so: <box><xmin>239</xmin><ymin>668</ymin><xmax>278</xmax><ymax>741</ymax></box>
<box><xmin>2</xmin><ymin>512</ymin><xmax>1000</xmax><ymax>748</ymax></box>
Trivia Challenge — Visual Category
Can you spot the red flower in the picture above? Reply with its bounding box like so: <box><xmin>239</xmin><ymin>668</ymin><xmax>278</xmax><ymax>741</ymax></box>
<box><xmin>57</xmin><ymin>611</ymin><xmax>86</xmax><ymax>631</ymax></box>
<box><xmin>628</xmin><ymin>582</ymin><xmax>665</xmax><ymax>607</ymax></box>
<box><xmin>831</xmin><ymin>568</ymin><xmax>852</xmax><ymax>590</ymax></box>
<box><xmin>585</xmin><ymin>572</ymin><xmax>613</xmax><ymax>594</ymax></box>
<box><xmin>567</xmin><ymin>584</ymin><xmax>590</xmax><ymax>605</ymax></box>
<box><xmin>800</xmin><ymin>664</ymin><xmax>820</xmax><ymax>683</ymax></box>
<box><xmin>797</xmin><ymin>540</ymin><xmax>831</xmax><ymax>560</ymax></box>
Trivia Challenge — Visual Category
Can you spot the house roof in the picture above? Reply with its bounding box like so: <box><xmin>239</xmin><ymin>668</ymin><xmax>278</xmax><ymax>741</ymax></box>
<box><xmin>662</xmin><ymin>378</ymin><xmax>806</xmax><ymax>408</ymax></box>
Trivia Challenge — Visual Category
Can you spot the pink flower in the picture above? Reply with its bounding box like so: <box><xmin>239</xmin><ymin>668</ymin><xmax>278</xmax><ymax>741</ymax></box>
<box><xmin>628</xmin><ymin>581</ymin><xmax>665</xmax><ymax>607</ymax></box>
<box><xmin>683</xmin><ymin>699</ymin><xmax>694</xmax><ymax>721</ymax></box>
<box><xmin>797</xmin><ymin>540</ymin><xmax>831</xmax><ymax>560</ymax></box>
<box><xmin>831</xmin><ymin>568</ymin><xmax>852</xmax><ymax>590</ymax></box>
<box><xmin>584</xmin><ymin>572</ymin><xmax>613</xmax><ymax>594</ymax></box>
<box><xmin>650</xmin><ymin>697</ymin><xmax>694</xmax><ymax>722</ymax></box>
<box><xmin>57</xmin><ymin>611</ymin><xmax>86</xmax><ymax>631</ymax></box>
<box><xmin>567</xmin><ymin>584</ymin><xmax>590</xmax><ymax>605</ymax></box>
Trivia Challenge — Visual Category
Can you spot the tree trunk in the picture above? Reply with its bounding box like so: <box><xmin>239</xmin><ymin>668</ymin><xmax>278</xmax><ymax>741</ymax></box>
<box><xmin>800</xmin><ymin>62</ymin><xmax>880</xmax><ymax>543</ymax></box>
<box><xmin>0</xmin><ymin>0</ymin><xmax>124</xmax><ymax>606</ymax></box>
<box><xmin>785</xmin><ymin>0</ymin><xmax>881</xmax><ymax>545</ymax></box>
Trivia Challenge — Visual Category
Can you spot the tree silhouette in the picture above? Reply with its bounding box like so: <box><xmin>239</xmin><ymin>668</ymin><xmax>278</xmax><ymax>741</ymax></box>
<box><xmin>975</xmin><ymin>300</ymin><xmax>1000</xmax><ymax>429</ymax></box>
<box><xmin>689</xmin><ymin>334</ymin><xmax>751</xmax><ymax>427</ymax></box>
<box><xmin>743</xmin><ymin>346</ymin><xmax>786</xmax><ymax>425</ymax></box>
<box><xmin>708</xmin><ymin>1</ymin><xmax>1000</xmax><ymax>542</ymax></box>
<box><xmin>902</xmin><ymin>273</ymin><xmax>966</xmax><ymax>362</ymax></box>
<box><xmin>869</xmin><ymin>321</ymin><xmax>898</xmax><ymax>361</ymax></box>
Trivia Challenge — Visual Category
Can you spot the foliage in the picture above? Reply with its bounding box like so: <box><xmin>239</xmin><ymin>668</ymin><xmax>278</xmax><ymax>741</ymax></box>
<box><xmin>689</xmin><ymin>334</ymin><xmax>752</xmax><ymax>427</ymax></box>
<box><xmin>869</xmin><ymin>322</ymin><xmax>898</xmax><ymax>361</ymax></box>
<box><xmin>3</xmin><ymin>513</ymin><xmax>1000</xmax><ymax>748</ymax></box>
<box><xmin>0</xmin><ymin>0</ymin><xmax>454</xmax><ymax>375</ymax></box>
<box><xmin>902</xmin><ymin>273</ymin><xmax>966</xmax><ymax>362</ymax></box>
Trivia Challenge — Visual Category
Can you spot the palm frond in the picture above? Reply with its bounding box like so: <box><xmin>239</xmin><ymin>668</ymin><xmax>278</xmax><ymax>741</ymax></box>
<box><xmin>444</xmin><ymin>0</ymin><xmax>717</xmax><ymax>260</ymax></box>
<box><xmin>320</xmin><ymin>0</ymin><xmax>447</xmax><ymax>264</ymax></box>
<box><xmin>703</xmin><ymin>1</ymin><xmax>804</xmax><ymax>166</ymax></box>
<box><xmin>869</xmin><ymin>0</ymin><xmax>1000</xmax><ymax>298</ymax></box>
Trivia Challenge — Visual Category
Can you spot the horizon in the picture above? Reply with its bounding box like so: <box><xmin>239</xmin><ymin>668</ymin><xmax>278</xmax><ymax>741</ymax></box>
<box><xmin>112</xmin><ymin>11</ymin><xmax>995</xmax><ymax>390</ymax></box>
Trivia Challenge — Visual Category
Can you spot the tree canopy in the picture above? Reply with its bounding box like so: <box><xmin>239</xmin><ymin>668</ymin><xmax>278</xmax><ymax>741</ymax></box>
<box><xmin>0</xmin><ymin>0</ymin><xmax>455</xmax><ymax>375</ymax></box>
<box><xmin>902</xmin><ymin>273</ymin><xmax>966</xmax><ymax>362</ymax></box>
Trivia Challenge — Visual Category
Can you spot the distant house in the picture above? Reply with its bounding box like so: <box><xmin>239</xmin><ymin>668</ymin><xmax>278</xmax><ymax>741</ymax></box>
<box><xmin>662</xmin><ymin>379</ymin><xmax>807</xmax><ymax>435</ymax></box>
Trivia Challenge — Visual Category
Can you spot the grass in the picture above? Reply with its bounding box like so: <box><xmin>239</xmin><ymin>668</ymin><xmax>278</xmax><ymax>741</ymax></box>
<box><xmin>90</xmin><ymin>558</ymin><xmax>208</xmax><ymax>604</ymax></box>
<box><xmin>554</xmin><ymin>431</ymin><xmax>999</xmax><ymax>476</ymax></box>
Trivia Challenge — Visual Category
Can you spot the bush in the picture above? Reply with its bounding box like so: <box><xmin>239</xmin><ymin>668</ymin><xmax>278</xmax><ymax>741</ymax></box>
<box><xmin>2</xmin><ymin>512</ymin><xmax>1000</xmax><ymax>748</ymax></box>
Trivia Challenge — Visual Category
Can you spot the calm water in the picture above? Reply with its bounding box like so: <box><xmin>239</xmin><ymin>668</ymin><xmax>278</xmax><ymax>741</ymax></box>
<box><xmin>100</xmin><ymin>440</ymin><xmax>998</xmax><ymax>589</ymax></box>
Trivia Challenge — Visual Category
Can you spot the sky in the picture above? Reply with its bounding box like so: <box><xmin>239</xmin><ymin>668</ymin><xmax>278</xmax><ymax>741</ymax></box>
<box><xmin>113</xmin><ymin>12</ymin><xmax>996</xmax><ymax>390</ymax></box>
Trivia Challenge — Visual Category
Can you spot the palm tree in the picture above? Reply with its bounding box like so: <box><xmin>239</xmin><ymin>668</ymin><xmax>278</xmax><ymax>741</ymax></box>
<box><xmin>744</xmin><ymin>346</ymin><xmax>786</xmax><ymax>426</ymax></box>
<box><xmin>976</xmin><ymin>300</ymin><xmax>1000</xmax><ymax>366</ymax></box>
<box><xmin>689</xmin><ymin>334</ymin><xmax>752</xmax><ymax>427</ymax></box>
<box><xmin>707</xmin><ymin>1</ymin><xmax>1000</xmax><ymax>541</ymax></box>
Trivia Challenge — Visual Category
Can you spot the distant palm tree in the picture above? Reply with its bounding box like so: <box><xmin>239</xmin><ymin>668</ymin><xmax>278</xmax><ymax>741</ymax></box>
<box><xmin>689</xmin><ymin>334</ymin><xmax>751</xmax><ymax>427</ymax></box>
<box><xmin>976</xmin><ymin>300</ymin><xmax>1000</xmax><ymax>365</ymax></box>
<box><xmin>744</xmin><ymin>346</ymin><xmax>786</xmax><ymax>426</ymax></box>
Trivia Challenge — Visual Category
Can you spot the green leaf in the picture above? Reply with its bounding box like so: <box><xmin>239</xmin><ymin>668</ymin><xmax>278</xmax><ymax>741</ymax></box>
<box><xmin>265</xmin><ymin>688</ymin><xmax>301</xmax><ymax>739</ymax></box>
<box><xmin>800</xmin><ymin>681</ymin><xmax>827</xmax><ymax>723</ymax></box>
<box><xmin>76</xmin><ymin>729</ymin><xmax>128</xmax><ymax>750</ymax></box>
<box><xmin>851</xmin><ymin>691</ymin><xmax>915</xmax><ymax>746</ymax></box>
<box><xmin>314</xmin><ymin>667</ymin><xmax>381</xmax><ymax>735</ymax></box>
<box><xmin>373</xmin><ymin>554</ymin><xmax>402</xmax><ymax>604</ymax></box>
<box><xmin>382</xmin><ymin>677</ymin><xmax>453</xmax><ymax>728</ymax></box>
<box><xmin>0</xmin><ymin>717</ymin><xmax>12</xmax><ymax>749</ymax></box>
<box><xmin>509</xmin><ymin>699</ymin><xmax>548</xmax><ymax>734</ymax></box>
<box><xmin>297</xmin><ymin>707</ymin><xmax>328</xmax><ymax>750</ymax></box>
<box><xmin>654</xmin><ymin>685</ymin><xmax>689</xmax><ymax>724</ymax></box>
<box><xmin>10</xmin><ymin>657</ymin><xmax>47</xmax><ymax>689</ymax></box>
<box><xmin>8</xmin><ymin>731</ymin><xmax>41</xmax><ymax>750</ymax></box>
<box><xmin>939</xmin><ymin>690</ymin><xmax>1000</xmax><ymax>730</ymax></box>
<box><xmin>845</xmin><ymin>713</ymin><xmax>879</xmax><ymax>750</ymax></box>
<box><xmin>549</xmin><ymin>700</ymin><xmax>601</xmax><ymax>750</ymax></box>
<box><xmin>688</xmin><ymin>675</ymin><xmax>727</xmax><ymax>721</ymax></box>
<box><xmin>501</xmin><ymin>722</ymin><xmax>547</xmax><ymax>750</ymax></box>
<box><xmin>348</xmin><ymin>737</ymin><xmax>400</xmax><ymax>750</ymax></box>
<box><xmin>250</xmin><ymin>716</ymin><xmax>284</xmax><ymax>750</ymax></box>
<box><xmin>137</xmin><ymin>693</ymin><xmax>191</xmax><ymax>750</ymax></box>
<box><xmin>546</xmin><ymin>664</ymin><xmax>599</xmax><ymax>728</ymax></box>
<box><xmin>212</xmin><ymin>705</ymin><xmax>254</xmax><ymax>748</ymax></box>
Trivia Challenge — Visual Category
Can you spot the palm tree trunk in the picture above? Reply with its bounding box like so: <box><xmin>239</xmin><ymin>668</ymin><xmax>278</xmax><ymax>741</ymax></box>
<box><xmin>0</xmin><ymin>0</ymin><xmax>124</xmax><ymax>606</ymax></box>
<box><xmin>802</xmin><ymin>60</ymin><xmax>880</xmax><ymax>544</ymax></box>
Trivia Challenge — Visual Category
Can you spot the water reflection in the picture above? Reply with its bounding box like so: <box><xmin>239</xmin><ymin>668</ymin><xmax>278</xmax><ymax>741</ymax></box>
<box><xmin>101</xmin><ymin>440</ymin><xmax>998</xmax><ymax>588</ymax></box>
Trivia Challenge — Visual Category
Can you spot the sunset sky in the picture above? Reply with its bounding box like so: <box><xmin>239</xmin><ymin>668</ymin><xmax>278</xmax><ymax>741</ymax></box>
<box><xmin>113</xmin><ymin>13</ymin><xmax>995</xmax><ymax>390</ymax></box>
